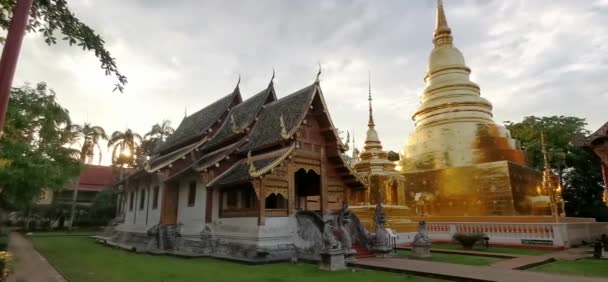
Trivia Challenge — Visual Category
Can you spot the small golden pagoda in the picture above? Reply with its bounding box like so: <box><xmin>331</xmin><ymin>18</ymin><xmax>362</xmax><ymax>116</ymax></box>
<box><xmin>398</xmin><ymin>0</ymin><xmax>554</xmax><ymax>218</ymax></box>
<box><xmin>350</xmin><ymin>77</ymin><xmax>407</xmax><ymax>207</ymax></box>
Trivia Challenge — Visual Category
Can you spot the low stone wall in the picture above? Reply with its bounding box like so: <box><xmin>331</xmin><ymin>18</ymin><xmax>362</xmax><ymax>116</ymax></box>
<box><xmin>103</xmin><ymin>217</ymin><xmax>298</xmax><ymax>263</ymax></box>
<box><xmin>412</xmin><ymin>221</ymin><xmax>608</xmax><ymax>248</ymax></box>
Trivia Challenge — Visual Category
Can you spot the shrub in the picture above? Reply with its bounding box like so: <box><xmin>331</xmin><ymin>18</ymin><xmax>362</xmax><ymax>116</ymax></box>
<box><xmin>0</xmin><ymin>238</ymin><xmax>6</xmax><ymax>252</ymax></box>
<box><xmin>452</xmin><ymin>232</ymin><xmax>486</xmax><ymax>250</ymax></box>
<box><xmin>0</xmin><ymin>251</ymin><xmax>13</xmax><ymax>281</ymax></box>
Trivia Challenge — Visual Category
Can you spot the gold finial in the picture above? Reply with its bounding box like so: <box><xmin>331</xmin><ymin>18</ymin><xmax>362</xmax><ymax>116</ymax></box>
<box><xmin>279</xmin><ymin>114</ymin><xmax>290</xmax><ymax>139</ymax></box>
<box><xmin>368</xmin><ymin>71</ymin><xmax>375</xmax><ymax>128</ymax></box>
<box><xmin>433</xmin><ymin>0</ymin><xmax>453</xmax><ymax>47</ymax></box>
<box><xmin>345</xmin><ymin>131</ymin><xmax>350</xmax><ymax>146</ymax></box>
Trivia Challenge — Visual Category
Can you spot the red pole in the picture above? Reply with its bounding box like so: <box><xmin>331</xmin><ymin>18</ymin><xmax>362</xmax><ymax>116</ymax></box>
<box><xmin>0</xmin><ymin>0</ymin><xmax>33</xmax><ymax>138</ymax></box>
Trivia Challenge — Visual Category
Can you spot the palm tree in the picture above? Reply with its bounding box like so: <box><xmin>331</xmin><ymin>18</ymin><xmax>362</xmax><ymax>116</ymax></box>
<box><xmin>137</xmin><ymin>120</ymin><xmax>175</xmax><ymax>165</ymax></box>
<box><xmin>70</xmin><ymin>123</ymin><xmax>108</xmax><ymax>164</ymax></box>
<box><xmin>108</xmin><ymin>129</ymin><xmax>142</xmax><ymax>168</ymax></box>
<box><xmin>67</xmin><ymin>123</ymin><xmax>108</xmax><ymax>229</ymax></box>
<box><xmin>144</xmin><ymin>120</ymin><xmax>175</xmax><ymax>142</ymax></box>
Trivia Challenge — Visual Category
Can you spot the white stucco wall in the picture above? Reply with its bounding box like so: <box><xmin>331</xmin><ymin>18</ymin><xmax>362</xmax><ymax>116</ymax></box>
<box><xmin>146</xmin><ymin>180</ymin><xmax>163</xmax><ymax>226</ymax></box>
<box><xmin>177</xmin><ymin>176</ymin><xmax>206</xmax><ymax>235</ymax></box>
<box><xmin>121</xmin><ymin>177</ymin><xmax>163</xmax><ymax>229</ymax></box>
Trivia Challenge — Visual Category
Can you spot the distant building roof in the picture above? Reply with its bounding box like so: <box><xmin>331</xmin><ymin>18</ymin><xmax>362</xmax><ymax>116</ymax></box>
<box><xmin>75</xmin><ymin>165</ymin><xmax>115</xmax><ymax>191</ymax></box>
<box><xmin>575</xmin><ymin>121</ymin><xmax>608</xmax><ymax>147</ymax></box>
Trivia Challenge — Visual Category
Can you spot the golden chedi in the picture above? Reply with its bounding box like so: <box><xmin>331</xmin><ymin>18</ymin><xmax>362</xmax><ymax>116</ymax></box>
<box><xmin>399</xmin><ymin>0</ymin><xmax>553</xmax><ymax>217</ymax></box>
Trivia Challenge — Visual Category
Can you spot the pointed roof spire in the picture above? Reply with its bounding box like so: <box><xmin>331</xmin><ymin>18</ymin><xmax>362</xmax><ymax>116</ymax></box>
<box><xmin>368</xmin><ymin>71</ymin><xmax>375</xmax><ymax>128</ymax></box>
<box><xmin>315</xmin><ymin>62</ymin><xmax>322</xmax><ymax>83</ymax></box>
<box><xmin>433</xmin><ymin>0</ymin><xmax>453</xmax><ymax>47</ymax></box>
<box><xmin>269</xmin><ymin>68</ymin><xmax>276</xmax><ymax>86</ymax></box>
<box><xmin>235</xmin><ymin>73</ymin><xmax>241</xmax><ymax>90</ymax></box>
<box><xmin>184</xmin><ymin>107</ymin><xmax>188</xmax><ymax>119</ymax></box>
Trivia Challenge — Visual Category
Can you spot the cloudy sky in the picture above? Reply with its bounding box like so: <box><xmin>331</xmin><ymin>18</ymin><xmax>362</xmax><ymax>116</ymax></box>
<box><xmin>13</xmin><ymin>0</ymin><xmax>608</xmax><ymax>165</ymax></box>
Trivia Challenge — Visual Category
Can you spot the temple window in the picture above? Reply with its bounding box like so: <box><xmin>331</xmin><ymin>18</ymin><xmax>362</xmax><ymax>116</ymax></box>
<box><xmin>152</xmin><ymin>186</ymin><xmax>159</xmax><ymax>209</ymax></box>
<box><xmin>295</xmin><ymin>168</ymin><xmax>321</xmax><ymax>211</ymax></box>
<box><xmin>220</xmin><ymin>184</ymin><xmax>258</xmax><ymax>217</ymax></box>
<box><xmin>129</xmin><ymin>191</ymin><xmax>134</xmax><ymax>211</ymax></box>
<box><xmin>187</xmin><ymin>181</ymin><xmax>196</xmax><ymax>207</ymax></box>
<box><xmin>265</xmin><ymin>193</ymin><xmax>287</xmax><ymax>209</ymax></box>
<box><xmin>225</xmin><ymin>189</ymin><xmax>238</xmax><ymax>209</ymax></box>
<box><xmin>139</xmin><ymin>189</ymin><xmax>146</xmax><ymax>210</ymax></box>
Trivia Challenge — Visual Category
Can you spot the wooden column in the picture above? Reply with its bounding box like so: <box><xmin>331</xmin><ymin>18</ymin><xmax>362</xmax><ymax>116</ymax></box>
<box><xmin>257</xmin><ymin>178</ymin><xmax>266</xmax><ymax>226</ymax></box>
<box><xmin>320</xmin><ymin>147</ymin><xmax>328</xmax><ymax>215</ymax></box>
<box><xmin>287</xmin><ymin>161</ymin><xmax>295</xmax><ymax>214</ymax></box>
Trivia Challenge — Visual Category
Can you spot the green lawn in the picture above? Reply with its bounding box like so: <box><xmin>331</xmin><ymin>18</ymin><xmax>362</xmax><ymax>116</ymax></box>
<box><xmin>31</xmin><ymin>236</ymin><xmax>441</xmax><ymax>282</ymax></box>
<box><xmin>397</xmin><ymin>250</ymin><xmax>501</xmax><ymax>266</ymax></box>
<box><xmin>531</xmin><ymin>259</ymin><xmax>608</xmax><ymax>278</ymax></box>
<box><xmin>27</xmin><ymin>231</ymin><xmax>99</xmax><ymax>237</ymax></box>
<box><xmin>431</xmin><ymin>244</ymin><xmax>554</xmax><ymax>256</ymax></box>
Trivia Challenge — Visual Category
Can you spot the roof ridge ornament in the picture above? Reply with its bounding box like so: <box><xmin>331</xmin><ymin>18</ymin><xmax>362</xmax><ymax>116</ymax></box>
<box><xmin>315</xmin><ymin>62</ymin><xmax>322</xmax><ymax>84</ymax></box>
<box><xmin>235</xmin><ymin>73</ymin><xmax>241</xmax><ymax>90</ymax></box>
<box><xmin>433</xmin><ymin>0</ymin><xmax>453</xmax><ymax>47</ymax></box>
<box><xmin>230</xmin><ymin>114</ymin><xmax>240</xmax><ymax>134</ymax></box>
<box><xmin>247</xmin><ymin>150</ymin><xmax>256</xmax><ymax>174</ymax></box>
<box><xmin>279</xmin><ymin>114</ymin><xmax>290</xmax><ymax>139</ymax></box>
<box><xmin>269</xmin><ymin>68</ymin><xmax>276</xmax><ymax>86</ymax></box>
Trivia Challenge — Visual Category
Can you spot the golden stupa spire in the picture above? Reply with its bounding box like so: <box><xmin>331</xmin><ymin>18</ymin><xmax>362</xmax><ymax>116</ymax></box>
<box><xmin>541</xmin><ymin>129</ymin><xmax>551</xmax><ymax>172</ymax></box>
<box><xmin>368</xmin><ymin>71</ymin><xmax>375</xmax><ymax>128</ymax></box>
<box><xmin>433</xmin><ymin>0</ymin><xmax>453</xmax><ymax>47</ymax></box>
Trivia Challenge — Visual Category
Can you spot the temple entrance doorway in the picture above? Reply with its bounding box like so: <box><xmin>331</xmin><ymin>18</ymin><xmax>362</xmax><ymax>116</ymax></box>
<box><xmin>160</xmin><ymin>182</ymin><xmax>179</xmax><ymax>225</ymax></box>
<box><xmin>294</xmin><ymin>168</ymin><xmax>321</xmax><ymax>211</ymax></box>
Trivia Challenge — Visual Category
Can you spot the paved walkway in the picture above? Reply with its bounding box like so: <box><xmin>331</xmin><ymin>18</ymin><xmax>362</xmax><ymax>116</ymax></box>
<box><xmin>398</xmin><ymin>246</ymin><xmax>524</xmax><ymax>259</ymax></box>
<box><xmin>490</xmin><ymin>246</ymin><xmax>590</xmax><ymax>269</ymax></box>
<box><xmin>7</xmin><ymin>232</ymin><xmax>66</xmax><ymax>282</ymax></box>
<box><xmin>352</xmin><ymin>257</ymin><xmax>608</xmax><ymax>282</ymax></box>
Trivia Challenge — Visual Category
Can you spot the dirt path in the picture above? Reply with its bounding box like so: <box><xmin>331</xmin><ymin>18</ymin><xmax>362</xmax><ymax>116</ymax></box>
<box><xmin>7</xmin><ymin>232</ymin><xmax>66</xmax><ymax>282</ymax></box>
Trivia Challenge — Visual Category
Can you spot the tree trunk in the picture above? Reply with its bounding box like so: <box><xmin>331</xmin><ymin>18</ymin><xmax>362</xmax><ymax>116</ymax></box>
<box><xmin>67</xmin><ymin>151</ymin><xmax>87</xmax><ymax>230</ymax></box>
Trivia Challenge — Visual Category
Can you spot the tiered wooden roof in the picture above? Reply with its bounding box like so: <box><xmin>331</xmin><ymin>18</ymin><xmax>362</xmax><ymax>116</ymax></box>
<box><xmin>122</xmin><ymin>76</ymin><xmax>364</xmax><ymax>190</ymax></box>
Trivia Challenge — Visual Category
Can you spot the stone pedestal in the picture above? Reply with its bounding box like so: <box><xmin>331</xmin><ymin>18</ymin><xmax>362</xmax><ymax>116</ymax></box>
<box><xmin>372</xmin><ymin>244</ymin><xmax>393</xmax><ymax>257</ymax></box>
<box><xmin>319</xmin><ymin>249</ymin><xmax>347</xmax><ymax>271</ymax></box>
<box><xmin>344</xmin><ymin>249</ymin><xmax>357</xmax><ymax>262</ymax></box>
<box><xmin>410</xmin><ymin>243</ymin><xmax>432</xmax><ymax>258</ymax></box>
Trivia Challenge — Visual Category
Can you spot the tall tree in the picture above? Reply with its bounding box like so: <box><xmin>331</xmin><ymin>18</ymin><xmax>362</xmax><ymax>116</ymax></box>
<box><xmin>144</xmin><ymin>120</ymin><xmax>174</xmax><ymax>142</ymax></box>
<box><xmin>0</xmin><ymin>83</ymin><xmax>81</xmax><ymax>212</ymax></box>
<box><xmin>108</xmin><ymin>129</ymin><xmax>142</xmax><ymax>168</ymax></box>
<box><xmin>66</xmin><ymin>122</ymin><xmax>107</xmax><ymax>229</ymax></box>
<box><xmin>0</xmin><ymin>0</ymin><xmax>127</xmax><ymax>92</ymax></box>
<box><xmin>137</xmin><ymin>121</ymin><xmax>174</xmax><ymax>166</ymax></box>
<box><xmin>70</xmin><ymin>123</ymin><xmax>107</xmax><ymax>164</ymax></box>
<box><xmin>505</xmin><ymin>116</ymin><xmax>607</xmax><ymax>220</ymax></box>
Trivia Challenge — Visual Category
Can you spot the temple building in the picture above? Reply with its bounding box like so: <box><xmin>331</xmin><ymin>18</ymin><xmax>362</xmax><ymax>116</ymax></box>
<box><xmin>102</xmin><ymin>1</ymin><xmax>608</xmax><ymax>257</ymax></box>
<box><xmin>575</xmin><ymin>121</ymin><xmax>608</xmax><ymax>205</ymax></box>
<box><xmin>398</xmin><ymin>0</ymin><xmax>555</xmax><ymax>218</ymax></box>
<box><xmin>348</xmin><ymin>79</ymin><xmax>408</xmax><ymax>230</ymax></box>
<box><xmin>105</xmin><ymin>73</ymin><xmax>368</xmax><ymax>261</ymax></box>
<box><xmin>385</xmin><ymin>0</ymin><xmax>608</xmax><ymax>248</ymax></box>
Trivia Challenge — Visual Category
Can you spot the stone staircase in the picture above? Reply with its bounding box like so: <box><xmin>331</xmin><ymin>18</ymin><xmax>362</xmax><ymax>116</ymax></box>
<box><xmin>159</xmin><ymin>224</ymin><xmax>179</xmax><ymax>251</ymax></box>
<box><xmin>350</xmin><ymin>206</ymin><xmax>418</xmax><ymax>233</ymax></box>
<box><xmin>353</xmin><ymin>244</ymin><xmax>375</xmax><ymax>259</ymax></box>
